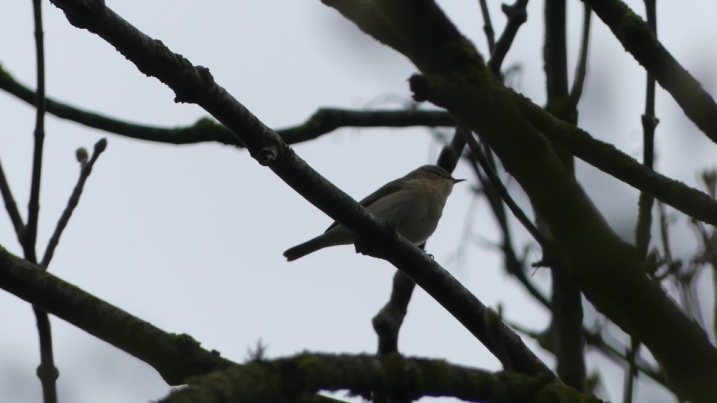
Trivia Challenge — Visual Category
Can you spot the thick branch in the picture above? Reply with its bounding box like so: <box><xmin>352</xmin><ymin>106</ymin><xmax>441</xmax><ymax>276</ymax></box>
<box><xmin>322</xmin><ymin>0</ymin><xmax>717</xmax><ymax>227</ymax></box>
<box><xmin>0</xmin><ymin>66</ymin><xmax>455</xmax><ymax>146</ymax></box>
<box><xmin>161</xmin><ymin>353</ymin><xmax>603</xmax><ymax>403</ymax></box>
<box><xmin>48</xmin><ymin>0</ymin><xmax>552</xmax><ymax>378</ymax></box>
<box><xmin>330</xmin><ymin>0</ymin><xmax>717</xmax><ymax>400</ymax></box>
<box><xmin>583</xmin><ymin>0</ymin><xmax>717</xmax><ymax>144</ymax></box>
<box><xmin>0</xmin><ymin>246</ymin><xmax>235</xmax><ymax>384</ymax></box>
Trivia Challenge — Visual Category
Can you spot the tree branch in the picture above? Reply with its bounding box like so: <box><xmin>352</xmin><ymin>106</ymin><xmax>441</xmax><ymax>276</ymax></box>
<box><xmin>0</xmin><ymin>246</ymin><xmax>235</xmax><ymax>384</ymax></box>
<box><xmin>477</xmin><ymin>0</ymin><xmax>495</xmax><ymax>53</ymax></box>
<box><xmin>27</xmin><ymin>2</ymin><xmax>59</xmax><ymax>402</ymax></box>
<box><xmin>583</xmin><ymin>0</ymin><xmax>717</xmax><ymax>144</ymax></box>
<box><xmin>48</xmin><ymin>0</ymin><xmax>553</xmax><ymax>378</ymax></box>
<box><xmin>0</xmin><ymin>66</ymin><xmax>455</xmax><ymax>146</ymax></box>
<box><xmin>0</xmin><ymin>157</ymin><xmax>24</xmax><ymax>236</ymax></box>
<box><xmin>543</xmin><ymin>0</ymin><xmax>586</xmax><ymax>392</ymax></box>
<box><xmin>329</xmin><ymin>0</ymin><xmax>717</xmax><ymax>399</ymax></box>
<box><xmin>372</xmin><ymin>130</ymin><xmax>465</xmax><ymax>357</ymax></box>
<box><xmin>41</xmin><ymin>138</ymin><xmax>107</xmax><ymax>268</ymax></box>
<box><xmin>569</xmin><ymin>3</ymin><xmax>592</xmax><ymax>107</ymax></box>
<box><xmin>160</xmin><ymin>353</ymin><xmax>603</xmax><ymax>403</ymax></box>
<box><xmin>322</xmin><ymin>0</ymin><xmax>717</xmax><ymax>228</ymax></box>
<box><xmin>487</xmin><ymin>0</ymin><xmax>529</xmax><ymax>75</ymax></box>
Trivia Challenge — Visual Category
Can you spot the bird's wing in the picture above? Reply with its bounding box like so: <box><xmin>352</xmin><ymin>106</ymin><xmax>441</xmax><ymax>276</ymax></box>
<box><xmin>324</xmin><ymin>177</ymin><xmax>407</xmax><ymax>233</ymax></box>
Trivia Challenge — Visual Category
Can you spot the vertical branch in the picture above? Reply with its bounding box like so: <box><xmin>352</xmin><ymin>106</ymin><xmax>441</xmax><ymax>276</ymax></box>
<box><xmin>569</xmin><ymin>4</ymin><xmax>592</xmax><ymax>107</ymax></box>
<box><xmin>371</xmin><ymin>131</ymin><xmax>466</xmax><ymax>357</ymax></box>
<box><xmin>477</xmin><ymin>0</ymin><xmax>496</xmax><ymax>53</ymax></box>
<box><xmin>623</xmin><ymin>338</ymin><xmax>641</xmax><ymax>403</ymax></box>
<box><xmin>543</xmin><ymin>0</ymin><xmax>586</xmax><ymax>392</ymax></box>
<box><xmin>27</xmin><ymin>2</ymin><xmax>58</xmax><ymax>403</ymax></box>
<box><xmin>24</xmin><ymin>0</ymin><xmax>47</xmax><ymax>264</ymax></box>
<box><xmin>628</xmin><ymin>2</ymin><xmax>658</xmax><ymax>401</ymax></box>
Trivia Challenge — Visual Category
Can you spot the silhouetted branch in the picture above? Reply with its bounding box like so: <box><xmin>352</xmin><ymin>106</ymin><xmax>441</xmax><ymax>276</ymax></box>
<box><xmin>463</xmin><ymin>154</ymin><xmax>552</xmax><ymax>308</ymax></box>
<box><xmin>477</xmin><ymin>0</ymin><xmax>495</xmax><ymax>53</ymax></box>
<box><xmin>160</xmin><ymin>353</ymin><xmax>604</xmax><ymax>403</ymax></box>
<box><xmin>488</xmin><ymin>0</ymin><xmax>529</xmax><ymax>75</ymax></box>
<box><xmin>41</xmin><ymin>138</ymin><xmax>107</xmax><ymax>268</ymax></box>
<box><xmin>0</xmin><ymin>66</ymin><xmax>456</xmax><ymax>146</ymax></box>
<box><xmin>0</xmin><ymin>157</ymin><xmax>24</xmax><ymax>235</ymax></box>
<box><xmin>48</xmin><ymin>0</ymin><xmax>553</xmax><ymax>378</ymax></box>
<box><xmin>372</xmin><ymin>130</ymin><xmax>465</xmax><ymax>358</ymax></box>
<box><xmin>27</xmin><ymin>2</ymin><xmax>59</xmax><ymax>402</ymax></box>
<box><xmin>329</xmin><ymin>0</ymin><xmax>717</xmax><ymax>399</ymax></box>
<box><xmin>584</xmin><ymin>0</ymin><xmax>717</xmax><ymax>144</ymax></box>
<box><xmin>569</xmin><ymin>4</ymin><xmax>592</xmax><ymax>107</ymax></box>
<box><xmin>0</xmin><ymin>247</ymin><xmax>235</xmax><ymax>384</ymax></box>
<box><xmin>460</xmin><ymin>128</ymin><xmax>547</xmax><ymax>248</ymax></box>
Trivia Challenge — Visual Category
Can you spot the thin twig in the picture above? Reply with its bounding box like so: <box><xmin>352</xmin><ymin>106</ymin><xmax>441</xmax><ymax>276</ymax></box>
<box><xmin>487</xmin><ymin>0</ymin><xmax>529</xmax><ymax>75</ymax></box>
<box><xmin>477</xmin><ymin>0</ymin><xmax>495</xmax><ymax>53</ymax></box>
<box><xmin>459</xmin><ymin>127</ymin><xmax>549</xmax><ymax>249</ymax></box>
<box><xmin>0</xmin><ymin>157</ymin><xmax>24</xmax><ymax>235</ymax></box>
<box><xmin>463</xmin><ymin>152</ymin><xmax>552</xmax><ymax>308</ymax></box>
<box><xmin>28</xmin><ymin>1</ymin><xmax>58</xmax><ymax>402</ymax></box>
<box><xmin>41</xmin><ymin>139</ymin><xmax>107</xmax><ymax>268</ymax></box>
<box><xmin>569</xmin><ymin>3</ymin><xmax>592</xmax><ymax>107</ymax></box>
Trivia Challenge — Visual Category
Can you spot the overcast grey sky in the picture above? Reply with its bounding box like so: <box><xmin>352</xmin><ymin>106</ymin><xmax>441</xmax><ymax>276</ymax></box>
<box><xmin>1</xmin><ymin>1</ymin><xmax>716</xmax><ymax>402</ymax></box>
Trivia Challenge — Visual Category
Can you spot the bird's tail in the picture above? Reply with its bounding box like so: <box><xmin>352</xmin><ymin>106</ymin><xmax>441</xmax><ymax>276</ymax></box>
<box><xmin>283</xmin><ymin>235</ymin><xmax>332</xmax><ymax>261</ymax></box>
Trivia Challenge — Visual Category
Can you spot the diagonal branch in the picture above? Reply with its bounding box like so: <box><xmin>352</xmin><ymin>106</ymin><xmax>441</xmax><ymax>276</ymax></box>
<box><xmin>0</xmin><ymin>157</ymin><xmax>24</xmax><ymax>236</ymax></box>
<box><xmin>48</xmin><ymin>0</ymin><xmax>553</xmax><ymax>379</ymax></box>
<box><xmin>583</xmin><ymin>0</ymin><xmax>717</xmax><ymax>144</ymax></box>
<box><xmin>323</xmin><ymin>0</ymin><xmax>717</xmax><ymax>228</ymax></box>
<box><xmin>41</xmin><ymin>138</ymin><xmax>107</xmax><ymax>268</ymax></box>
<box><xmin>0</xmin><ymin>246</ymin><xmax>235</xmax><ymax>384</ymax></box>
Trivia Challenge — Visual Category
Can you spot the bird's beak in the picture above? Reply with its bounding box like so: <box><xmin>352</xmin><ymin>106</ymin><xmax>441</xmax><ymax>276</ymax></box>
<box><xmin>452</xmin><ymin>178</ymin><xmax>466</xmax><ymax>183</ymax></box>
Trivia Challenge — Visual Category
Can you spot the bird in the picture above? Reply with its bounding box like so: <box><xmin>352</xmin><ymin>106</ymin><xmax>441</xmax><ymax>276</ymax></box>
<box><xmin>283</xmin><ymin>165</ymin><xmax>465</xmax><ymax>261</ymax></box>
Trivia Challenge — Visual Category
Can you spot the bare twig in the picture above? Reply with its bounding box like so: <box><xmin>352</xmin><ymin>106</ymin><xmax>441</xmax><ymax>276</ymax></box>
<box><xmin>477</xmin><ymin>0</ymin><xmax>495</xmax><ymax>53</ymax></box>
<box><xmin>460</xmin><ymin>128</ymin><xmax>548</xmax><ymax>249</ymax></box>
<box><xmin>41</xmin><ymin>139</ymin><xmax>107</xmax><ymax>268</ymax></box>
<box><xmin>569</xmin><ymin>3</ymin><xmax>592</xmax><ymax>107</ymax></box>
<box><xmin>488</xmin><ymin>0</ymin><xmax>530</xmax><ymax>75</ymax></box>
<box><xmin>0</xmin><ymin>157</ymin><xmax>24</xmax><ymax>235</ymax></box>
<box><xmin>463</xmin><ymin>154</ymin><xmax>552</xmax><ymax>308</ymax></box>
<box><xmin>26</xmin><ymin>1</ymin><xmax>58</xmax><ymax>402</ymax></box>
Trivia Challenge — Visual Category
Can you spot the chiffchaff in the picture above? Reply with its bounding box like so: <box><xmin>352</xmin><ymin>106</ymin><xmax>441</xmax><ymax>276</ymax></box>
<box><xmin>283</xmin><ymin>165</ymin><xmax>465</xmax><ymax>261</ymax></box>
